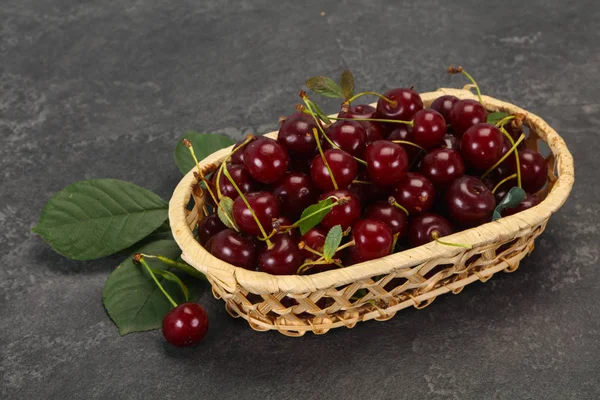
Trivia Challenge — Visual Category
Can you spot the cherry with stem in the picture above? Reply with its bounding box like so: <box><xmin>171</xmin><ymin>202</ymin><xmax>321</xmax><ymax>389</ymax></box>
<box><xmin>345</xmin><ymin>91</ymin><xmax>397</xmax><ymax>106</ymax></box>
<box><xmin>215</xmin><ymin>135</ymin><xmax>254</xmax><ymax>199</ymax></box>
<box><xmin>480</xmin><ymin>133</ymin><xmax>526</xmax><ymax>180</ymax></box>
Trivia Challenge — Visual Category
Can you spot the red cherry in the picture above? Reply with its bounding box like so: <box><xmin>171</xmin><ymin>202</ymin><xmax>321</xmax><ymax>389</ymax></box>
<box><xmin>392</xmin><ymin>172</ymin><xmax>436</xmax><ymax>214</ymax></box>
<box><xmin>209</xmin><ymin>229</ymin><xmax>257</xmax><ymax>270</ymax></box>
<box><xmin>197</xmin><ymin>214</ymin><xmax>226</xmax><ymax>246</ymax></box>
<box><xmin>430</xmin><ymin>95</ymin><xmax>459</xmax><ymax>123</ymax></box>
<box><xmin>449</xmin><ymin>99</ymin><xmax>487</xmax><ymax>136</ymax></box>
<box><xmin>387</xmin><ymin>125</ymin><xmax>421</xmax><ymax>162</ymax></box>
<box><xmin>243</xmin><ymin>137</ymin><xmax>290</xmax><ymax>184</ymax></box>
<box><xmin>272</xmin><ymin>172</ymin><xmax>319</xmax><ymax>219</ymax></box>
<box><xmin>445</xmin><ymin>176</ymin><xmax>496</xmax><ymax>228</ymax></box>
<box><xmin>376</xmin><ymin>88</ymin><xmax>423</xmax><ymax>122</ymax></box>
<box><xmin>412</xmin><ymin>109</ymin><xmax>447</xmax><ymax>149</ymax></box>
<box><xmin>460</xmin><ymin>123</ymin><xmax>504</xmax><ymax>171</ymax></box>
<box><xmin>271</xmin><ymin>216</ymin><xmax>300</xmax><ymax>240</ymax></box>
<box><xmin>277</xmin><ymin>113</ymin><xmax>320</xmax><ymax>156</ymax></box>
<box><xmin>258</xmin><ymin>234</ymin><xmax>303</xmax><ymax>275</ymax></box>
<box><xmin>162</xmin><ymin>303</ymin><xmax>209</xmax><ymax>347</ymax></box>
<box><xmin>364</xmin><ymin>202</ymin><xmax>408</xmax><ymax>237</ymax></box>
<box><xmin>506</xmin><ymin>149</ymin><xmax>548</xmax><ymax>193</ymax></box>
<box><xmin>338</xmin><ymin>104</ymin><xmax>388</xmax><ymax>142</ymax></box>
<box><xmin>350</xmin><ymin>219</ymin><xmax>393</xmax><ymax>263</ymax></box>
<box><xmin>365</xmin><ymin>140</ymin><xmax>409</xmax><ymax>186</ymax></box>
<box><xmin>319</xmin><ymin>189</ymin><xmax>361</xmax><ymax>230</ymax></box>
<box><xmin>360</xmin><ymin>121</ymin><xmax>387</xmax><ymax>143</ymax></box>
<box><xmin>420</xmin><ymin>148</ymin><xmax>465</xmax><ymax>190</ymax></box>
<box><xmin>407</xmin><ymin>213</ymin><xmax>453</xmax><ymax>247</ymax></box>
<box><xmin>301</xmin><ymin>227</ymin><xmax>327</xmax><ymax>261</ymax></box>
<box><xmin>310</xmin><ymin>149</ymin><xmax>358</xmax><ymax>191</ymax></box>
<box><xmin>501</xmin><ymin>193</ymin><xmax>541</xmax><ymax>216</ymax></box>
<box><xmin>213</xmin><ymin>164</ymin><xmax>258</xmax><ymax>200</ymax></box>
<box><xmin>325</xmin><ymin>120</ymin><xmax>367</xmax><ymax>158</ymax></box>
<box><xmin>232</xmin><ymin>191</ymin><xmax>280</xmax><ymax>236</ymax></box>
<box><xmin>230</xmin><ymin>137</ymin><xmax>257</xmax><ymax>165</ymax></box>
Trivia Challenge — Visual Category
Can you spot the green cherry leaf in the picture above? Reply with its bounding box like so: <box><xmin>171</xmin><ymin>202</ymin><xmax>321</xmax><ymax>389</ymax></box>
<box><xmin>305</xmin><ymin>76</ymin><xmax>344</xmax><ymax>99</ymax></box>
<box><xmin>307</xmin><ymin>99</ymin><xmax>332</xmax><ymax>124</ymax></box>
<box><xmin>340</xmin><ymin>70</ymin><xmax>355</xmax><ymax>101</ymax></box>
<box><xmin>391</xmin><ymin>232</ymin><xmax>400</xmax><ymax>253</ymax></box>
<box><xmin>298</xmin><ymin>198</ymin><xmax>334</xmax><ymax>235</ymax></box>
<box><xmin>32</xmin><ymin>179</ymin><xmax>169</xmax><ymax>261</ymax></box>
<box><xmin>174</xmin><ymin>132</ymin><xmax>235</xmax><ymax>175</ymax></box>
<box><xmin>323</xmin><ymin>225</ymin><xmax>343</xmax><ymax>261</ymax></box>
<box><xmin>102</xmin><ymin>240</ymin><xmax>204</xmax><ymax>335</ymax></box>
<box><xmin>487</xmin><ymin>111</ymin><xmax>510</xmax><ymax>125</ymax></box>
<box><xmin>492</xmin><ymin>186</ymin><xmax>527</xmax><ymax>221</ymax></box>
<box><xmin>217</xmin><ymin>196</ymin><xmax>235</xmax><ymax>229</ymax></box>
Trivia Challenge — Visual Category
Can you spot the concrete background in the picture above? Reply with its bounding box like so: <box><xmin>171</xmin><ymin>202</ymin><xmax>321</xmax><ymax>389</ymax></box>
<box><xmin>1</xmin><ymin>1</ymin><xmax>598</xmax><ymax>399</ymax></box>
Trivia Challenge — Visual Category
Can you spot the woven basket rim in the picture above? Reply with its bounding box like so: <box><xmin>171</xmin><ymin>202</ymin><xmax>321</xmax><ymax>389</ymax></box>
<box><xmin>168</xmin><ymin>88</ymin><xmax>574</xmax><ymax>295</ymax></box>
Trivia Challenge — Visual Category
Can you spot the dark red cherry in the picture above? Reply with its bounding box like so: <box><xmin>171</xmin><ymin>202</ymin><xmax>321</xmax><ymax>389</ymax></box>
<box><xmin>272</xmin><ymin>172</ymin><xmax>319</xmax><ymax>219</ymax></box>
<box><xmin>407</xmin><ymin>213</ymin><xmax>453</xmax><ymax>247</ymax></box>
<box><xmin>349</xmin><ymin>170</ymin><xmax>394</xmax><ymax>205</ymax></box>
<box><xmin>412</xmin><ymin>109</ymin><xmax>447</xmax><ymax>149</ymax></box>
<box><xmin>364</xmin><ymin>202</ymin><xmax>408</xmax><ymax>237</ymax></box>
<box><xmin>501</xmin><ymin>193</ymin><xmax>541</xmax><ymax>216</ymax></box>
<box><xmin>360</xmin><ymin>121</ymin><xmax>387</xmax><ymax>143</ymax></box>
<box><xmin>271</xmin><ymin>216</ymin><xmax>300</xmax><ymax>240</ymax></box>
<box><xmin>441</xmin><ymin>134</ymin><xmax>461</xmax><ymax>151</ymax></box>
<box><xmin>506</xmin><ymin>149</ymin><xmax>548</xmax><ymax>193</ymax></box>
<box><xmin>258</xmin><ymin>234</ymin><xmax>303</xmax><ymax>275</ymax></box>
<box><xmin>445</xmin><ymin>175</ymin><xmax>496</xmax><ymax>228</ymax></box>
<box><xmin>338</xmin><ymin>104</ymin><xmax>388</xmax><ymax>142</ymax></box>
<box><xmin>449</xmin><ymin>99</ymin><xmax>487</xmax><ymax>136</ymax></box>
<box><xmin>230</xmin><ymin>136</ymin><xmax>257</xmax><ymax>165</ymax></box>
<box><xmin>460</xmin><ymin>123</ymin><xmax>504</xmax><ymax>171</ymax></box>
<box><xmin>376</xmin><ymin>88</ymin><xmax>423</xmax><ymax>122</ymax></box>
<box><xmin>325</xmin><ymin>120</ymin><xmax>367</xmax><ymax>158</ymax></box>
<box><xmin>387</xmin><ymin>125</ymin><xmax>421</xmax><ymax>162</ymax></box>
<box><xmin>365</xmin><ymin>140</ymin><xmax>409</xmax><ymax>186</ymax></box>
<box><xmin>232</xmin><ymin>191</ymin><xmax>280</xmax><ymax>236</ymax></box>
<box><xmin>197</xmin><ymin>214</ymin><xmax>226</xmax><ymax>246</ymax></box>
<box><xmin>243</xmin><ymin>137</ymin><xmax>290</xmax><ymax>184</ymax></box>
<box><xmin>310</xmin><ymin>149</ymin><xmax>358</xmax><ymax>191</ymax></box>
<box><xmin>503</xmin><ymin>120</ymin><xmax>525</xmax><ymax>143</ymax></box>
<box><xmin>162</xmin><ymin>303</ymin><xmax>209</xmax><ymax>347</ymax></box>
<box><xmin>350</xmin><ymin>219</ymin><xmax>393</xmax><ymax>263</ymax></box>
<box><xmin>301</xmin><ymin>227</ymin><xmax>327</xmax><ymax>261</ymax></box>
<box><xmin>392</xmin><ymin>172</ymin><xmax>436</xmax><ymax>215</ymax></box>
<box><xmin>213</xmin><ymin>164</ymin><xmax>257</xmax><ymax>200</ymax></box>
<box><xmin>319</xmin><ymin>190</ymin><xmax>361</xmax><ymax>230</ymax></box>
<box><xmin>209</xmin><ymin>229</ymin><xmax>257</xmax><ymax>270</ymax></box>
<box><xmin>277</xmin><ymin>113</ymin><xmax>320</xmax><ymax>156</ymax></box>
<box><xmin>430</xmin><ymin>95</ymin><xmax>459</xmax><ymax>123</ymax></box>
<box><xmin>420</xmin><ymin>148</ymin><xmax>465</xmax><ymax>190</ymax></box>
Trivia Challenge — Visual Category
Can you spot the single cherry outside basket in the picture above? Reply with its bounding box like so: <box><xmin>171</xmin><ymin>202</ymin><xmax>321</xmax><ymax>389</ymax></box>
<box><xmin>169</xmin><ymin>88</ymin><xmax>574</xmax><ymax>337</ymax></box>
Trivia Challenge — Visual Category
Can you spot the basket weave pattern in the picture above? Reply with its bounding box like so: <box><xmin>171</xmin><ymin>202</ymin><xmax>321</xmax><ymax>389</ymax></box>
<box><xmin>169</xmin><ymin>88</ymin><xmax>574</xmax><ymax>336</ymax></box>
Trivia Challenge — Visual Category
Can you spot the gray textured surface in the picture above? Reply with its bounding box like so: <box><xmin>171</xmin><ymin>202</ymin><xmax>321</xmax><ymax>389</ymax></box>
<box><xmin>1</xmin><ymin>1</ymin><xmax>599</xmax><ymax>399</ymax></box>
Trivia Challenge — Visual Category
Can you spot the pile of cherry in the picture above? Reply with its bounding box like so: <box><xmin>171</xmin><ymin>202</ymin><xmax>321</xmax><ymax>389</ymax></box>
<box><xmin>196</xmin><ymin>73</ymin><xmax>548</xmax><ymax>276</ymax></box>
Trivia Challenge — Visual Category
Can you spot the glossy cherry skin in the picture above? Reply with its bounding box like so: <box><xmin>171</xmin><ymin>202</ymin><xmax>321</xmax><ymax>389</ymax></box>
<box><xmin>365</xmin><ymin>140</ymin><xmax>409</xmax><ymax>186</ymax></box>
<box><xmin>360</xmin><ymin>121</ymin><xmax>386</xmax><ymax>143</ymax></box>
<box><xmin>162</xmin><ymin>303</ymin><xmax>209</xmax><ymax>347</ymax></box>
<box><xmin>501</xmin><ymin>193</ymin><xmax>541</xmax><ymax>216</ymax></box>
<box><xmin>271</xmin><ymin>216</ymin><xmax>300</xmax><ymax>240</ymax></box>
<box><xmin>325</xmin><ymin>120</ymin><xmax>367</xmax><ymax>158</ymax></box>
<box><xmin>445</xmin><ymin>175</ymin><xmax>496</xmax><ymax>228</ymax></box>
<box><xmin>376</xmin><ymin>88</ymin><xmax>423</xmax><ymax>122</ymax></box>
<box><xmin>301</xmin><ymin>227</ymin><xmax>328</xmax><ymax>261</ymax></box>
<box><xmin>277</xmin><ymin>113</ymin><xmax>320</xmax><ymax>156</ymax></box>
<box><xmin>243</xmin><ymin>137</ymin><xmax>290</xmax><ymax>184</ymax></box>
<box><xmin>407</xmin><ymin>213</ymin><xmax>454</xmax><ymax>247</ymax></box>
<box><xmin>420</xmin><ymin>148</ymin><xmax>465</xmax><ymax>190</ymax></box>
<box><xmin>392</xmin><ymin>172</ymin><xmax>436</xmax><ymax>214</ymax></box>
<box><xmin>209</xmin><ymin>229</ymin><xmax>257</xmax><ymax>270</ymax></box>
<box><xmin>387</xmin><ymin>125</ymin><xmax>421</xmax><ymax>162</ymax></box>
<box><xmin>258</xmin><ymin>234</ymin><xmax>303</xmax><ymax>275</ymax></box>
<box><xmin>430</xmin><ymin>95</ymin><xmax>459</xmax><ymax>123</ymax></box>
<box><xmin>460</xmin><ymin>123</ymin><xmax>504</xmax><ymax>171</ymax></box>
<box><xmin>197</xmin><ymin>214</ymin><xmax>226</xmax><ymax>245</ymax></box>
<box><xmin>449</xmin><ymin>99</ymin><xmax>487</xmax><ymax>136</ymax></box>
<box><xmin>213</xmin><ymin>164</ymin><xmax>257</xmax><ymax>200</ymax></box>
<box><xmin>338</xmin><ymin>104</ymin><xmax>388</xmax><ymax>142</ymax></box>
<box><xmin>319</xmin><ymin>189</ymin><xmax>361</xmax><ymax>230</ymax></box>
<box><xmin>272</xmin><ymin>172</ymin><xmax>319</xmax><ymax>219</ymax></box>
<box><xmin>232</xmin><ymin>191</ymin><xmax>280</xmax><ymax>236</ymax></box>
<box><xmin>364</xmin><ymin>202</ymin><xmax>408</xmax><ymax>237</ymax></box>
<box><xmin>350</xmin><ymin>219</ymin><xmax>393</xmax><ymax>263</ymax></box>
<box><xmin>442</xmin><ymin>134</ymin><xmax>460</xmax><ymax>151</ymax></box>
<box><xmin>506</xmin><ymin>149</ymin><xmax>548</xmax><ymax>193</ymax></box>
<box><xmin>412</xmin><ymin>109</ymin><xmax>447</xmax><ymax>149</ymax></box>
<box><xmin>230</xmin><ymin>136</ymin><xmax>257</xmax><ymax>165</ymax></box>
<box><xmin>310</xmin><ymin>149</ymin><xmax>358</xmax><ymax>191</ymax></box>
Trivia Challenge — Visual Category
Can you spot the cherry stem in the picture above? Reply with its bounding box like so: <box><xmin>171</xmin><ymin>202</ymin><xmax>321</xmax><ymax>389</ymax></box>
<box><xmin>330</xmin><ymin>116</ymin><xmax>414</xmax><ymax>126</ymax></box>
<box><xmin>352</xmin><ymin>180</ymin><xmax>372</xmax><ymax>185</ymax></box>
<box><xmin>312</xmin><ymin>127</ymin><xmax>338</xmax><ymax>190</ymax></box>
<box><xmin>481</xmin><ymin>133</ymin><xmax>526</xmax><ymax>180</ymax></box>
<box><xmin>346</xmin><ymin>91</ymin><xmax>397</xmax><ymax>106</ymax></box>
<box><xmin>499</xmin><ymin>126</ymin><xmax>522</xmax><ymax>188</ymax></box>
<box><xmin>302</xmin><ymin>244</ymin><xmax>326</xmax><ymax>259</ymax></box>
<box><xmin>388</xmin><ymin>196</ymin><xmax>410</xmax><ymax>216</ymax></box>
<box><xmin>431</xmin><ymin>232</ymin><xmax>472</xmax><ymax>249</ymax></box>
<box><xmin>139</xmin><ymin>253</ymin><xmax>206</xmax><ymax>280</ymax></box>
<box><xmin>495</xmin><ymin>115</ymin><xmax>516</xmax><ymax>128</ymax></box>
<box><xmin>492</xmin><ymin>173</ymin><xmax>518</xmax><ymax>194</ymax></box>
<box><xmin>297</xmin><ymin>257</ymin><xmax>344</xmax><ymax>275</ymax></box>
<box><xmin>335</xmin><ymin>239</ymin><xmax>356</xmax><ymax>252</ymax></box>
<box><xmin>184</xmin><ymin>139</ymin><xmax>239</xmax><ymax>232</ymax></box>
<box><xmin>390</xmin><ymin>140</ymin><xmax>426</xmax><ymax>153</ymax></box>
<box><xmin>222</xmin><ymin>164</ymin><xmax>273</xmax><ymax>248</ymax></box>
<box><xmin>448</xmin><ymin>65</ymin><xmax>483</xmax><ymax>104</ymax></box>
<box><xmin>135</xmin><ymin>255</ymin><xmax>178</xmax><ymax>308</ymax></box>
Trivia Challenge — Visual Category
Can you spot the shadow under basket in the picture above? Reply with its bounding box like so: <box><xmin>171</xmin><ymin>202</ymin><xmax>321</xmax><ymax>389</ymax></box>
<box><xmin>169</xmin><ymin>88</ymin><xmax>574</xmax><ymax>337</ymax></box>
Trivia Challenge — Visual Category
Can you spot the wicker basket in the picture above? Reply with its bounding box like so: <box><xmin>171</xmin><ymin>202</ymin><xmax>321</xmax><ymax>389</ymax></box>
<box><xmin>169</xmin><ymin>88</ymin><xmax>574</xmax><ymax>337</ymax></box>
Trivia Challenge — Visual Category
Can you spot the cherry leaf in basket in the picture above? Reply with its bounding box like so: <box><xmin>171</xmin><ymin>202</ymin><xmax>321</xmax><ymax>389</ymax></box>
<box><xmin>32</xmin><ymin>179</ymin><xmax>169</xmax><ymax>261</ymax></box>
<box><xmin>217</xmin><ymin>196</ymin><xmax>235</xmax><ymax>229</ymax></box>
<box><xmin>486</xmin><ymin>111</ymin><xmax>511</xmax><ymax>125</ymax></box>
<box><xmin>492</xmin><ymin>186</ymin><xmax>527</xmax><ymax>221</ymax></box>
<box><xmin>323</xmin><ymin>225</ymin><xmax>343</xmax><ymax>261</ymax></box>
<box><xmin>340</xmin><ymin>70</ymin><xmax>355</xmax><ymax>101</ymax></box>
<box><xmin>305</xmin><ymin>76</ymin><xmax>345</xmax><ymax>99</ymax></box>
<box><xmin>174</xmin><ymin>132</ymin><xmax>235</xmax><ymax>175</ymax></box>
<box><xmin>102</xmin><ymin>240</ymin><xmax>204</xmax><ymax>335</ymax></box>
<box><xmin>306</xmin><ymin>98</ymin><xmax>331</xmax><ymax>124</ymax></box>
<box><xmin>298</xmin><ymin>198</ymin><xmax>334</xmax><ymax>236</ymax></box>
